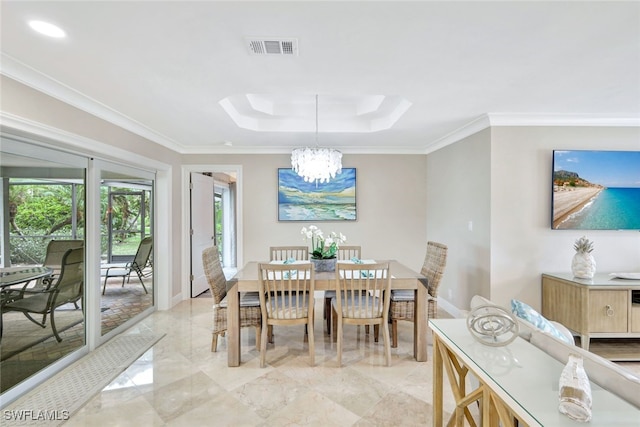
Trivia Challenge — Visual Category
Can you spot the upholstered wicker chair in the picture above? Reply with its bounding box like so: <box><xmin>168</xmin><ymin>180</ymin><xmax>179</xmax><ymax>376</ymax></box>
<box><xmin>389</xmin><ymin>241</ymin><xmax>448</xmax><ymax>348</ymax></box>
<box><xmin>269</xmin><ymin>246</ymin><xmax>309</xmax><ymax>261</ymax></box>
<box><xmin>258</xmin><ymin>262</ymin><xmax>315</xmax><ymax>368</ymax></box>
<box><xmin>324</xmin><ymin>245</ymin><xmax>361</xmax><ymax>334</ymax></box>
<box><xmin>333</xmin><ymin>262</ymin><xmax>391</xmax><ymax>367</ymax></box>
<box><xmin>202</xmin><ymin>245</ymin><xmax>261</xmax><ymax>352</ymax></box>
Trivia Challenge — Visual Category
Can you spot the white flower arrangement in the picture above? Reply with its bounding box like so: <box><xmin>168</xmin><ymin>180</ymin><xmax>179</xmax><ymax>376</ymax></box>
<box><xmin>301</xmin><ymin>225</ymin><xmax>347</xmax><ymax>259</ymax></box>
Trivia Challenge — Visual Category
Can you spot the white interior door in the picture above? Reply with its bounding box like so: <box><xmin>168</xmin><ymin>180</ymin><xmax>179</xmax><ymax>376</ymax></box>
<box><xmin>190</xmin><ymin>172</ymin><xmax>214</xmax><ymax>297</ymax></box>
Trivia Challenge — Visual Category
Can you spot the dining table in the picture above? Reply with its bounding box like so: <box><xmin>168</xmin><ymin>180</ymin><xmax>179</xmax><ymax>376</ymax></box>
<box><xmin>226</xmin><ymin>259</ymin><xmax>428</xmax><ymax>367</ymax></box>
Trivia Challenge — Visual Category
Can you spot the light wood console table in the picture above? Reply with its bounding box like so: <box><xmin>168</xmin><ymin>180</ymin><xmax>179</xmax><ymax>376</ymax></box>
<box><xmin>542</xmin><ymin>273</ymin><xmax>640</xmax><ymax>350</ymax></box>
<box><xmin>430</xmin><ymin>318</ymin><xmax>640</xmax><ymax>426</ymax></box>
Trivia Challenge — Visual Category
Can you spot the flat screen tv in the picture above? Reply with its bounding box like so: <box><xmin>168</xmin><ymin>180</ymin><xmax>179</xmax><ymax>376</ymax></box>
<box><xmin>552</xmin><ymin>150</ymin><xmax>640</xmax><ymax>230</ymax></box>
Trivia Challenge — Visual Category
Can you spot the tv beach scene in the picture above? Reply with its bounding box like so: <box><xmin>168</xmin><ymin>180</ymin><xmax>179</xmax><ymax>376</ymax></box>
<box><xmin>552</xmin><ymin>150</ymin><xmax>640</xmax><ymax>230</ymax></box>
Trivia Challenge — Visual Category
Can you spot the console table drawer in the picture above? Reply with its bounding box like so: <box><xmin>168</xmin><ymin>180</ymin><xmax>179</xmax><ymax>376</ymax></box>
<box><xmin>588</xmin><ymin>290</ymin><xmax>628</xmax><ymax>332</ymax></box>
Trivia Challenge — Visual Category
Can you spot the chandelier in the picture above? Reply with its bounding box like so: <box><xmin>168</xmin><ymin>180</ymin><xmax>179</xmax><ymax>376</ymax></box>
<box><xmin>291</xmin><ymin>95</ymin><xmax>342</xmax><ymax>184</ymax></box>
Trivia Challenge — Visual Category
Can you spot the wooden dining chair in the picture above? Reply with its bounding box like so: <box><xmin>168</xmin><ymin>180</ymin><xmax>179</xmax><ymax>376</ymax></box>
<box><xmin>202</xmin><ymin>245</ymin><xmax>261</xmax><ymax>352</ymax></box>
<box><xmin>389</xmin><ymin>241</ymin><xmax>448</xmax><ymax>348</ymax></box>
<box><xmin>268</xmin><ymin>245</ymin><xmax>310</xmax><ymax>343</ymax></box>
<box><xmin>333</xmin><ymin>261</ymin><xmax>391</xmax><ymax>367</ymax></box>
<box><xmin>269</xmin><ymin>246</ymin><xmax>309</xmax><ymax>261</ymax></box>
<box><xmin>324</xmin><ymin>245</ymin><xmax>361</xmax><ymax>334</ymax></box>
<box><xmin>258</xmin><ymin>262</ymin><xmax>315</xmax><ymax>368</ymax></box>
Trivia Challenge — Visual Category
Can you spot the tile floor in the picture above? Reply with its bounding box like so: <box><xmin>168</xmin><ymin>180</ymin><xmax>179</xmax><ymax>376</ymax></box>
<box><xmin>63</xmin><ymin>297</ymin><xmax>459</xmax><ymax>426</ymax></box>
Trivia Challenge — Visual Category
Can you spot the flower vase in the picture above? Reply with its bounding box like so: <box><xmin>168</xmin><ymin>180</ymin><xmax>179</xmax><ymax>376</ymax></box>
<box><xmin>311</xmin><ymin>258</ymin><xmax>337</xmax><ymax>272</ymax></box>
<box><xmin>571</xmin><ymin>252</ymin><xmax>596</xmax><ymax>279</ymax></box>
<box><xmin>558</xmin><ymin>354</ymin><xmax>592</xmax><ymax>422</ymax></box>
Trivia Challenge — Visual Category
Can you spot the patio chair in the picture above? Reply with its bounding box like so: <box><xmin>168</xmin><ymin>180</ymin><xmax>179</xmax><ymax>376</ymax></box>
<box><xmin>41</xmin><ymin>239</ymin><xmax>85</xmax><ymax>280</ymax></box>
<box><xmin>258</xmin><ymin>262</ymin><xmax>315</xmax><ymax>368</ymax></box>
<box><xmin>101</xmin><ymin>236</ymin><xmax>152</xmax><ymax>295</ymax></box>
<box><xmin>1</xmin><ymin>239</ymin><xmax>84</xmax><ymax>326</ymax></box>
<box><xmin>389</xmin><ymin>241</ymin><xmax>448</xmax><ymax>348</ymax></box>
<box><xmin>2</xmin><ymin>247</ymin><xmax>84</xmax><ymax>342</ymax></box>
<box><xmin>333</xmin><ymin>261</ymin><xmax>391</xmax><ymax>367</ymax></box>
<box><xmin>203</xmin><ymin>245</ymin><xmax>261</xmax><ymax>352</ymax></box>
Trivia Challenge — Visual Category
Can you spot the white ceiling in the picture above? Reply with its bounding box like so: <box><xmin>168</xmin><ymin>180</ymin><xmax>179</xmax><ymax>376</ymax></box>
<box><xmin>1</xmin><ymin>1</ymin><xmax>639</xmax><ymax>155</ymax></box>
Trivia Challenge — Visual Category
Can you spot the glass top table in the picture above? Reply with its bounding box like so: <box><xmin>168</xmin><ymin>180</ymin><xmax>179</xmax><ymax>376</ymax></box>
<box><xmin>0</xmin><ymin>266</ymin><xmax>52</xmax><ymax>288</ymax></box>
<box><xmin>429</xmin><ymin>318</ymin><xmax>640</xmax><ymax>426</ymax></box>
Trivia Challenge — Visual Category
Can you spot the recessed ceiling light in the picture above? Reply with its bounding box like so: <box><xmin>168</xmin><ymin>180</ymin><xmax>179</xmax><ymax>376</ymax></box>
<box><xmin>28</xmin><ymin>20</ymin><xmax>66</xmax><ymax>38</ymax></box>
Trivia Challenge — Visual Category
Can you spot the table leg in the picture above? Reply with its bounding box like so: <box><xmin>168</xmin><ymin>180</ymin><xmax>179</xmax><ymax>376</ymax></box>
<box><xmin>433</xmin><ymin>334</ymin><xmax>443</xmax><ymax>427</ymax></box>
<box><xmin>415</xmin><ymin>285</ymin><xmax>428</xmax><ymax>361</ymax></box>
<box><xmin>580</xmin><ymin>333</ymin><xmax>590</xmax><ymax>350</ymax></box>
<box><xmin>227</xmin><ymin>281</ymin><xmax>241</xmax><ymax>367</ymax></box>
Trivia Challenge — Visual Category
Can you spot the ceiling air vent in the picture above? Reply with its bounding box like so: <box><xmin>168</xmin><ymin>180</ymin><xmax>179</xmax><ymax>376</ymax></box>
<box><xmin>246</xmin><ymin>38</ymin><xmax>298</xmax><ymax>56</ymax></box>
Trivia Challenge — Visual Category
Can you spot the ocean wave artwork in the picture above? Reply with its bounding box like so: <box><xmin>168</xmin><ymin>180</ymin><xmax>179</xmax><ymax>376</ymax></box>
<box><xmin>278</xmin><ymin>168</ymin><xmax>356</xmax><ymax>221</ymax></box>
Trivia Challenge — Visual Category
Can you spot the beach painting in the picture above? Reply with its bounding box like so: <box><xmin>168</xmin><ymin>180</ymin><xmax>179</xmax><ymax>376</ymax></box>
<box><xmin>278</xmin><ymin>168</ymin><xmax>356</xmax><ymax>221</ymax></box>
<box><xmin>552</xmin><ymin>150</ymin><xmax>640</xmax><ymax>230</ymax></box>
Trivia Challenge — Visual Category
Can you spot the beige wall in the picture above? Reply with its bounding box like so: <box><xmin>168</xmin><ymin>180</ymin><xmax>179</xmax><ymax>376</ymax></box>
<box><xmin>182</xmin><ymin>153</ymin><xmax>428</xmax><ymax>271</ymax></box>
<box><xmin>490</xmin><ymin>126</ymin><xmax>640</xmax><ymax>309</ymax></box>
<box><xmin>426</xmin><ymin>128</ymin><xmax>492</xmax><ymax>312</ymax></box>
<box><xmin>428</xmin><ymin>125</ymin><xmax>640</xmax><ymax>313</ymax></box>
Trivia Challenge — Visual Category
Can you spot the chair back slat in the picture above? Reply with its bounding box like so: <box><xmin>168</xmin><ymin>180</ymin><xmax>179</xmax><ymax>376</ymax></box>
<box><xmin>258</xmin><ymin>263</ymin><xmax>314</xmax><ymax>320</ymax></box>
<box><xmin>335</xmin><ymin>262</ymin><xmax>390</xmax><ymax>319</ymax></box>
<box><xmin>337</xmin><ymin>246</ymin><xmax>361</xmax><ymax>261</ymax></box>
<box><xmin>269</xmin><ymin>246</ymin><xmax>309</xmax><ymax>261</ymax></box>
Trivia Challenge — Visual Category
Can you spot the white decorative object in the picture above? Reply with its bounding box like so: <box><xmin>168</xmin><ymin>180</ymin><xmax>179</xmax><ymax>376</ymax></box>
<box><xmin>466</xmin><ymin>304</ymin><xmax>519</xmax><ymax>347</ymax></box>
<box><xmin>571</xmin><ymin>236</ymin><xmax>596</xmax><ymax>279</ymax></box>
<box><xmin>291</xmin><ymin>95</ymin><xmax>342</xmax><ymax>184</ymax></box>
<box><xmin>301</xmin><ymin>225</ymin><xmax>346</xmax><ymax>261</ymax></box>
<box><xmin>558</xmin><ymin>354</ymin><xmax>592</xmax><ymax>422</ymax></box>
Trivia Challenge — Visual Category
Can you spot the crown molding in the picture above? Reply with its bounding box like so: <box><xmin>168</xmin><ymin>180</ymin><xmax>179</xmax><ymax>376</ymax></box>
<box><xmin>487</xmin><ymin>113</ymin><xmax>640</xmax><ymax>127</ymax></box>
<box><xmin>0</xmin><ymin>53</ymin><xmax>185</xmax><ymax>154</ymax></box>
<box><xmin>178</xmin><ymin>144</ymin><xmax>429</xmax><ymax>155</ymax></box>
<box><xmin>425</xmin><ymin>115</ymin><xmax>491</xmax><ymax>154</ymax></box>
<box><xmin>0</xmin><ymin>112</ymin><xmax>170</xmax><ymax>171</ymax></box>
<box><xmin>425</xmin><ymin>113</ymin><xmax>640</xmax><ymax>154</ymax></box>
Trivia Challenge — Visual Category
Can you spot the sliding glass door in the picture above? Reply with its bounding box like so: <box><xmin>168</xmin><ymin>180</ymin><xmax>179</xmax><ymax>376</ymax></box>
<box><xmin>1</xmin><ymin>138</ymin><xmax>87</xmax><ymax>394</ymax></box>
<box><xmin>98</xmin><ymin>163</ymin><xmax>154</xmax><ymax>337</ymax></box>
<box><xmin>0</xmin><ymin>137</ymin><xmax>156</xmax><ymax>403</ymax></box>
